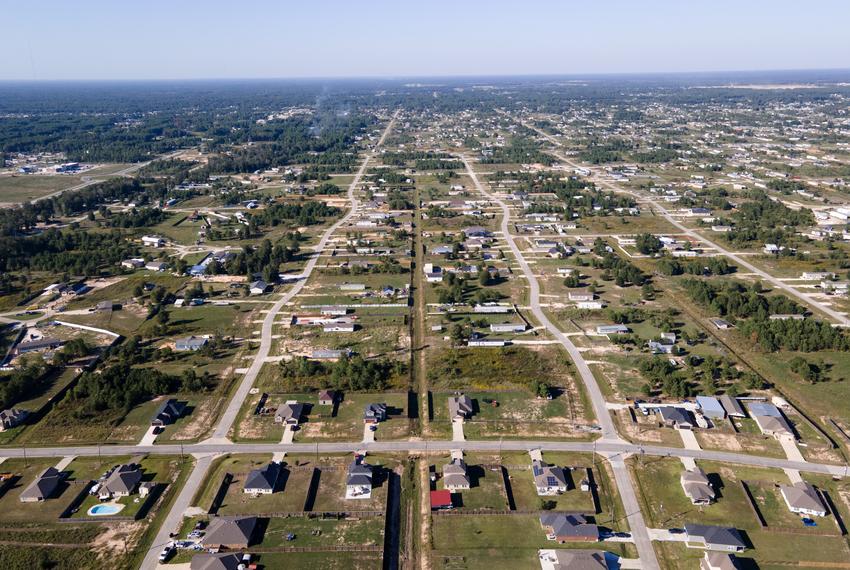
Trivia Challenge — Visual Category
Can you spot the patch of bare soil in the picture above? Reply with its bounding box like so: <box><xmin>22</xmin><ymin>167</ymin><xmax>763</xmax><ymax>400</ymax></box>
<box><xmin>698</xmin><ymin>430</ymin><xmax>743</xmax><ymax>452</ymax></box>
<box><xmin>91</xmin><ymin>521</ymin><xmax>144</xmax><ymax>558</ymax></box>
<box><xmin>173</xmin><ymin>397</ymin><xmax>216</xmax><ymax>441</ymax></box>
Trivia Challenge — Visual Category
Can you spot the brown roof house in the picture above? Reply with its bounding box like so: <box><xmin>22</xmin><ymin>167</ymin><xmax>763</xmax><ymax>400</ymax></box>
<box><xmin>201</xmin><ymin>516</ymin><xmax>258</xmax><ymax>550</ymax></box>
<box><xmin>190</xmin><ymin>553</ymin><xmax>244</xmax><ymax>570</ymax></box>
<box><xmin>680</xmin><ymin>467</ymin><xmax>715</xmax><ymax>505</ymax></box>
<box><xmin>448</xmin><ymin>394</ymin><xmax>474</xmax><ymax>420</ymax></box>
<box><xmin>538</xmin><ymin>549</ymin><xmax>607</xmax><ymax>569</ymax></box>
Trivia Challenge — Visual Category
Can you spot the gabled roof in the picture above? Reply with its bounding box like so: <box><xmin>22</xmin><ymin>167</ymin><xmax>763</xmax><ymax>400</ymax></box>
<box><xmin>532</xmin><ymin>460</ymin><xmax>568</xmax><ymax>489</ymax></box>
<box><xmin>539</xmin><ymin>513</ymin><xmax>599</xmax><ymax>540</ymax></box>
<box><xmin>347</xmin><ymin>456</ymin><xmax>373</xmax><ymax>487</ymax></box>
<box><xmin>780</xmin><ymin>482</ymin><xmax>826</xmax><ymax>514</ymax></box>
<box><xmin>20</xmin><ymin>467</ymin><xmax>62</xmax><ymax>501</ymax></box>
<box><xmin>659</xmin><ymin>406</ymin><xmax>695</xmax><ymax>426</ymax></box>
<box><xmin>244</xmin><ymin>462</ymin><xmax>281</xmax><ymax>492</ymax></box>
<box><xmin>102</xmin><ymin>464</ymin><xmax>142</xmax><ymax>495</ymax></box>
<box><xmin>681</xmin><ymin>468</ymin><xmax>715</xmax><ymax>503</ymax></box>
<box><xmin>685</xmin><ymin>524</ymin><xmax>746</xmax><ymax>550</ymax></box>
<box><xmin>190</xmin><ymin>553</ymin><xmax>243</xmax><ymax>570</ymax></box>
<box><xmin>277</xmin><ymin>402</ymin><xmax>305</xmax><ymax>421</ymax></box>
<box><xmin>201</xmin><ymin>516</ymin><xmax>257</xmax><ymax>547</ymax></box>
<box><xmin>546</xmin><ymin>549</ymin><xmax>607</xmax><ymax>569</ymax></box>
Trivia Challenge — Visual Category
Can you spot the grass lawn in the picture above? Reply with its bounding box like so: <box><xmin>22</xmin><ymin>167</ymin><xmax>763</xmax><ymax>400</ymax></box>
<box><xmin>251</xmin><ymin>552</ymin><xmax>382</xmax><ymax>570</ymax></box>
<box><xmin>261</xmin><ymin>516</ymin><xmax>384</xmax><ymax>547</ymax></box>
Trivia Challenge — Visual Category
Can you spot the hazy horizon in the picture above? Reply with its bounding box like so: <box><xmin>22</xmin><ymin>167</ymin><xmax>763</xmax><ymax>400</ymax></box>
<box><xmin>3</xmin><ymin>0</ymin><xmax>849</xmax><ymax>81</ymax></box>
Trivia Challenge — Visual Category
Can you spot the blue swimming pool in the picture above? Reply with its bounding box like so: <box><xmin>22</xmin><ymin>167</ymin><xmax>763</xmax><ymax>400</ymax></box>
<box><xmin>88</xmin><ymin>504</ymin><xmax>124</xmax><ymax>516</ymax></box>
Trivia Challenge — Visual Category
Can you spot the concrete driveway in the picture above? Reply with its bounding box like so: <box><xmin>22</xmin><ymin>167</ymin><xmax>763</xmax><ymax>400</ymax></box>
<box><xmin>451</xmin><ymin>419</ymin><xmax>465</xmax><ymax>442</ymax></box>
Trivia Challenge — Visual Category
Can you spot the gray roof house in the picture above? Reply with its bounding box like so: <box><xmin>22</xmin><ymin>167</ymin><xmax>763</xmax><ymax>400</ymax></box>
<box><xmin>243</xmin><ymin>462</ymin><xmax>281</xmax><ymax>495</ymax></box>
<box><xmin>448</xmin><ymin>395</ymin><xmax>474</xmax><ymax>420</ymax></box>
<box><xmin>275</xmin><ymin>402</ymin><xmax>305</xmax><ymax>425</ymax></box>
<box><xmin>658</xmin><ymin>407</ymin><xmax>696</xmax><ymax>430</ymax></box>
<box><xmin>684</xmin><ymin>524</ymin><xmax>746</xmax><ymax>552</ymax></box>
<box><xmin>539</xmin><ymin>513</ymin><xmax>599</xmax><ymax>542</ymax></box>
<box><xmin>174</xmin><ymin>336</ymin><xmax>208</xmax><ymax>351</ymax></box>
<box><xmin>19</xmin><ymin>467</ymin><xmax>63</xmax><ymax>502</ymax></box>
<box><xmin>0</xmin><ymin>408</ymin><xmax>29</xmax><ymax>431</ymax></box>
<box><xmin>249</xmin><ymin>280</ymin><xmax>270</xmax><ymax>295</ymax></box>
<box><xmin>363</xmin><ymin>403</ymin><xmax>387</xmax><ymax>423</ymax></box>
<box><xmin>346</xmin><ymin>456</ymin><xmax>373</xmax><ymax>499</ymax></box>
<box><xmin>99</xmin><ymin>464</ymin><xmax>142</xmax><ymax>499</ymax></box>
<box><xmin>748</xmin><ymin>402</ymin><xmax>794</xmax><ymax>439</ymax></box>
<box><xmin>532</xmin><ymin>460</ymin><xmax>568</xmax><ymax>496</ymax></box>
<box><xmin>151</xmin><ymin>399</ymin><xmax>186</xmax><ymax>427</ymax></box>
<box><xmin>779</xmin><ymin>481</ymin><xmax>827</xmax><ymax>517</ymax></box>
<box><xmin>201</xmin><ymin>516</ymin><xmax>258</xmax><ymax>549</ymax></box>
<box><xmin>681</xmin><ymin>467</ymin><xmax>715</xmax><ymax>505</ymax></box>
<box><xmin>442</xmin><ymin>459</ymin><xmax>471</xmax><ymax>491</ymax></box>
<box><xmin>190</xmin><ymin>553</ymin><xmax>244</xmax><ymax>570</ymax></box>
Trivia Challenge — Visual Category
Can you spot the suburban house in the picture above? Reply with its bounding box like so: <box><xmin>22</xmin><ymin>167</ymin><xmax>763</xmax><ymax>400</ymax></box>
<box><xmin>448</xmin><ymin>394</ymin><xmax>474</xmax><ymax>420</ymax></box>
<box><xmin>779</xmin><ymin>481</ymin><xmax>827</xmax><ymax>517</ymax></box>
<box><xmin>174</xmin><ymin>336</ymin><xmax>209</xmax><ymax>352</ymax></box>
<box><xmin>700</xmin><ymin>552</ymin><xmax>741</xmax><ymax>570</ymax></box>
<box><xmin>658</xmin><ymin>407</ymin><xmax>696</xmax><ymax>430</ymax></box>
<box><xmin>122</xmin><ymin>258</ymin><xmax>145</xmax><ymax>269</ymax></box>
<box><xmin>275</xmin><ymin>402</ymin><xmax>305</xmax><ymax>426</ymax></box>
<box><xmin>99</xmin><ymin>464</ymin><xmax>142</xmax><ymax>499</ymax></box>
<box><xmin>0</xmin><ymin>408</ymin><xmax>29</xmax><ymax>431</ymax></box>
<box><xmin>346</xmin><ymin>456</ymin><xmax>373</xmax><ymax>499</ymax></box>
<box><xmin>684</xmin><ymin>524</ymin><xmax>747</xmax><ymax>552</ymax></box>
<box><xmin>430</xmin><ymin>489</ymin><xmax>453</xmax><ymax>511</ymax></box>
<box><xmin>363</xmin><ymin>403</ymin><xmax>387</xmax><ymax>424</ymax></box>
<box><xmin>539</xmin><ymin>513</ymin><xmax>599</xmax><ymax>543</ymax></box>
<box><xmin>201</xmin><ymin>516</ymin><xmax>258</xmax><ymax>550</ymax></box>
<box><xmin>249</xmin><ymin>280</ymin><xmax>270</xmax><ymax>295</ymax></box>
<box><xmin>537</xmin><ymin>549</ymin><xmax>607</xmax><ymax>570</ymax></box>
<box><xmin>748</xmin><ymin>402</ymin><xmax>795</xmax><ymax>439</ymax></box>
<box><xmin>709</xmin><ymin>318</ymin><xmax>732</xmax><ymax>330</ymax></box>
<box><xmin>490</xmin><ymin>322</ymin><xmax>526</xmax><ymax>333</ymax></box>
<box><xmin>317</xmin><ymin>390</ymin><xmax>337</xmax><ymax>406</ymax></box>
<box><xmin>243</xmin><ymin>462</ymin><xmax>281</xmax><ymax>495</ymax></box>
<box><xmin>442</xmin><ymin>458</ymin><xmax>471</xmax><ymax>491</ymax></box>
<box><xmin>19</xmin><ymin>467</ymin><xmax>63</xmax><ymax>502</ymax></box>
<box><xmin>681</xmin><ymin>467</ymin><xmax>715</xmax><ymax>505</ymax></box>
<box><xmin>190</xmin><ymin>552</ymin><xmax>245</xmax><ymax>570</ymax></box>
<box><xmin>151</xmin><ymin>399</ymin><xmax>186</xmax><ymax>427</ymax></box>
<box><xmin>532</xmin><ymin>460</ymin><xmax>568</xmax><ymax>496</ymax></box>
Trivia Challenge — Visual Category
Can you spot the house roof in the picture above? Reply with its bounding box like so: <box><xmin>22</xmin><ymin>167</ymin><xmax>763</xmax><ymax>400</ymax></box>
<box><xmin>347</xmin><ymin>457</ymin><xmax>373</xmax><ymax>486</ymax></box>
<box><xmin>318</xmin><ymin>389</ymin><xmax>336</xmax><ymax>401</ymax></box>
<box><xmin>685</xmin><ymin>524</ymin><xmax>746</xmax><ymax>549</ymax></box>
<box><xmin>20</xmin><ymin>467</ymin><xmax>62</xmax><ymax>501</ymax></box>
<box><xmin>659</xmin><ymin>407</ymin><xmax>695</xmax><ymax>426</ymax></box>
<box><xmin>190</xmin><ymin>553</ymin><xmax>243</xmax><ymax>570</ymax></box>
<box><xmin>532</xmin><ymin>460</ymin><xmax>568</xmax><ymax>489</ymax></box>
<box><xmin>704</xmin><ymin>552</ymin><xmax>740</xmax><ymax>570</ymax></box>
<box><xmin>448</xmin><ymin>395</ymin><xmax>473</xmax><ymax>418</ymax></box>
<box><xmin>681</xmin><ymin>468</ymin><xmax>715</xmax><ymax>502</ymax></box>
<box><xmin>540</xmin><ymin>513</ymin><xmax>599</xmax><ymax>540</ymax></box>
<box><xmin>153</xmin><ymin>399</ymin><xmax>185</xmax><ymax>422</ymax></box>
<box><xmin>546</xmin><ymin>549</ymin><xmax>607</xmax><ymax>569</ymax></box>
<box><xmin>201</xmin><ymin>517</ymin><xmax>257</xmax><ymax>547</ymax></box>
<box><xmin>244</xmin><ymin>462</ymin><xmax>281</xmax><ymax>493</ymax></box>
<box><xmin>102</xmin><ymin>464</ymin><xmax>142</xmax><ymax>495</ymax></box>
<box><xmin>718</xmin><ymin>395</ymin><xmax>746</xmax><ymax>417</ymax></box>
<box><xmin>277</xmin><ymin>402</ymin><xmax>305</xmax><ymax>421</ymax></box>
<box><xmin>780</xmin><ymin>482</ymin><xmax>826</xmax><ymax>513</ymax></box>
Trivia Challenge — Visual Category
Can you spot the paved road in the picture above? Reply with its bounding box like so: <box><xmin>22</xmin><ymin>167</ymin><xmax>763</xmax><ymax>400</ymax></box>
<box><xmin>139</xmin><ymin>453</ymin><xmax>215</xmax><ymax>570</ymax></box>
<box><xmin>209</xmin><ymin>111</ymin><xmax>400</xmax><ymax>441</ymax></box>
<box><xmin>31</xmin><ymin>150</ymin><xmax>185</xmax><ymax>204</ymax></box>
<box><xmin>518</xmin><ymin>117</ymin><xmax>850</xmax><ymax>327</ymax></box>
<box><xmin>460</xmin><ymin>155</ymin><xmax>659</xmax><ymax>570</ymax></box>
<box><xmin>2</xmin><ymin>439</ymin><xmax>847</xmax><ymax>476</ymax></box>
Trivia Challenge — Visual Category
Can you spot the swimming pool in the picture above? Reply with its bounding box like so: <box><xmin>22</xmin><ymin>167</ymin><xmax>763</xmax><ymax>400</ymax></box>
<box><xmin>88</xmin><ymin>503</ymin><xmax>125</xmax><ymax>516</ymax></box>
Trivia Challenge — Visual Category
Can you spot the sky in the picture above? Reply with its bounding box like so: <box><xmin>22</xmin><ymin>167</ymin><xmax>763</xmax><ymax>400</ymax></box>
<box><xmin>2</xmin><ymin>0</ymin><xmax>849</xmax><ymax>81</ymax></box>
